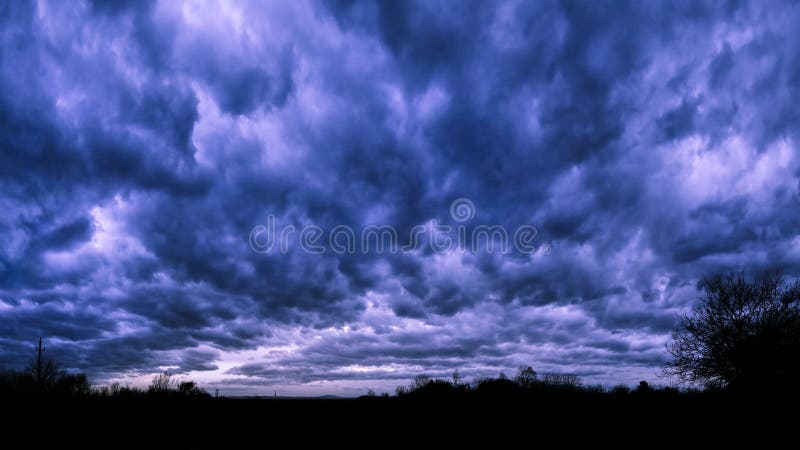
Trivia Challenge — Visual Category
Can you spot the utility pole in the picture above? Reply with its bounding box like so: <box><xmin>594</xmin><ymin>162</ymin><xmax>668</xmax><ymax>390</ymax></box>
<box><xmin>34</xmin><ymin>337</ymin><xmax>45</xmax><ymax>385</ymax></box>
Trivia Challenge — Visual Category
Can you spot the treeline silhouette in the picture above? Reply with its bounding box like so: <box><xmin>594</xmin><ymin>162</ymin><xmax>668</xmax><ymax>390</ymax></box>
<box><xmin>0</xmin><ymin>364</ymin><xmax>209</xmax><ymax>399</ymax></box>
<box><xmin>2</xmin><ymin>272</ymin><xmax>798</xmax><ymax>401</ymax></box>
<box><xmin>0</xmin><ymin>361</ymin><xmax>90</xmax><ymax>397</ymax></box>
<box><xmin>361</xmin><ymin>367</ymin><xmax>680</xmax><ymax>401</ymax></box>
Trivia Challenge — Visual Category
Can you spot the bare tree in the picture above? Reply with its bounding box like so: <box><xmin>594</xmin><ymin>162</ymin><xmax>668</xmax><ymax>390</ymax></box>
<box><xmin>665</xmin><ymin>272</ymin><xmax>800</xmax><ymax>390</ymax></box>
<box><xmin>411</xmin><ymin>374</ymin><xmax>431</xmax><ymax>390</ymax></box>
<box><xmin>541</xmin><ymin>373</ymin><xmax>582</xmax><ymax>389</ymax></box>
<box><xmin>148</xmin><ymin>372</ymin><xmax>177</xmax><ymax>394</ymax></box>
<box><xmin>28</xmin><ymin>358</ymin><xmax>61</xmax><ymax>389</ymax></box>
<box><xmin>451</xmin><ymin>369</ymin><xmax>462</xmax><ymax>387</ymax></box>
<box><xmin>514</xmin><ymin>366</ymin><xmax>538</xmax><ymax>389</ymax></box>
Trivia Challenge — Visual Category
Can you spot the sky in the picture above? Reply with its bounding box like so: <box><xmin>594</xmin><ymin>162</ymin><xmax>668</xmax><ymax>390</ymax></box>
<box><xmin>2</xmin><ymin>0</ymin><xmax>800</xmax><ymax>396</ymax></box>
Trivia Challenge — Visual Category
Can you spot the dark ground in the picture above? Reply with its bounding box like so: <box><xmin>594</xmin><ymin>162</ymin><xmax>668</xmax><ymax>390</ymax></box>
<box><xmin>5</xmin><ymin>393</ymin><xmax>797</xmax><ymax>446</ymax></box>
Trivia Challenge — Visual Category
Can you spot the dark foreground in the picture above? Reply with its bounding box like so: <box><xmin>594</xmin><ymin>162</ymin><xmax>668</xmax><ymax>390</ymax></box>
<box><xmin>6</xmin><ymin>392</ymin><xmax>798</xmax><ymax>445</ymax></box>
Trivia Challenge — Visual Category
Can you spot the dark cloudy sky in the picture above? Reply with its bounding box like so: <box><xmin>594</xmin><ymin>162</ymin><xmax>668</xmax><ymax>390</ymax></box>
<box><xmin>2</xmin><ymin>0</ymin><xmax>800</xmax><ymax>396</ymax></box>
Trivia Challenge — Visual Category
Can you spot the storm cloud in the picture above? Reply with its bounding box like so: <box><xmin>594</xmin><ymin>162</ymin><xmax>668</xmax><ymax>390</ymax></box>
<box><xmin>2</xmin><ymin>0</ymin><xmax>800</xmax><ymax>395</ymax></box>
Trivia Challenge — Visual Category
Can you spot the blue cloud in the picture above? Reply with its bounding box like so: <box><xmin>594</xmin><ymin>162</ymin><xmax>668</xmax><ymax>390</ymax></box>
<box><xmin>1</xmin><ymin>0</ymin><xmax>800</xmax><ymax>392</ymax></box>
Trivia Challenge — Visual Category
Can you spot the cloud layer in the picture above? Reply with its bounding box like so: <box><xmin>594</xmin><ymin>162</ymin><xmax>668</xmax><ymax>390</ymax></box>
<box><xmin>2</xmin><ymin>0</ymin><xmax>800</xmax><ymax>395</ymax></box>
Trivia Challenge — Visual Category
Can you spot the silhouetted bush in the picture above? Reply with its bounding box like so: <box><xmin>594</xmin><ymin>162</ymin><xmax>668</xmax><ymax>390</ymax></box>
<box><xmin>148</xmin><ymin>372</ymin><xmax>178</xmax><ymax>395</ymax></box>
<box><xmin>53</xmin><ymin>372</ymin><xmax>91</xmax><ymax>396</ymax></box>
<box><xmin>178</xmin><ymin>381</ymin><xmax>210</xmax><ymax>397</ymax></box>
<box><xmin>474</xmin><ymin>377</ymin><xmax>521</xmax><ymax>397</ymax></box>
<box><xmin>147</xmin><ymin>373</ymin><xmax>211</xmax><ymax>397</ymax></box>
<box><xmin>514</xmin><ymin>366</ymin><xmax>538</xmax><ymax>390</ymax></box>
<box><xmin>93</xmin><ymin>382</ymin><xmax>145</xmax><ymax>397</ymax></box>
<box><xmin>610</xmin><ymin>385</ymin><xmax>631</xmax><ymax>395</ymax></box>
<box><xmin>584</xmin><ymin>384</ymin><xmax>605</xmax><ymax>394</ymax></box>
<box><xmin>539</xmin><ymin>373</ymin><xmax>582</xmax><ymax>392</ymax></box>
<box><xmin>0</xmin><ymin>360</ymin><xmax>90</xmax><ymax>397</ymax></box>
<box><xmin>395</xmin><ymin>374</ymin><xmax>466</xmax><ymax>399</ymax></box>
<box><xmin>635</xmin><ymin>381</ymin><xmax>652</xmax><ymax>393</ymax></box>
<box><xmin>0</xmin><ymin>369</ymin><xmax>37</xmax><ymax>395</ymax></box>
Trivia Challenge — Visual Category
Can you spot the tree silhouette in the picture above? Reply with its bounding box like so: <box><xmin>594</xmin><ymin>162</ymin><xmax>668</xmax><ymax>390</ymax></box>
<box><xmin>148</xmin><ymin>372</ymin><xmax>178</xmax><ymax>394</ymax></box>
<box><xmin>146</xmin><ymin>372</ymin><xmax>210</xmax><ymax>397</ymax></box>
<box><xmin>514</xmin><ymin>366</ymin><xmax>538</xmax><ymax>389</ymax></box>
<box><xmin>540</xmin><ymin>373</ymin><xmax>582</xmax><ymax>390</ymax></box>
<box><xmin>28</xmin><ymin>358</ymin><xmax>61</xmax><ymax>389</ymax></box>
<box><xmin>665</xmin><ymin>272</ymin><xmax>800</xmax><ymax>391</ymax></box>
<box><xmin>178</xmin><ymin>381</ymin><xmax>209</xmax><ymax>397</ymax></box>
